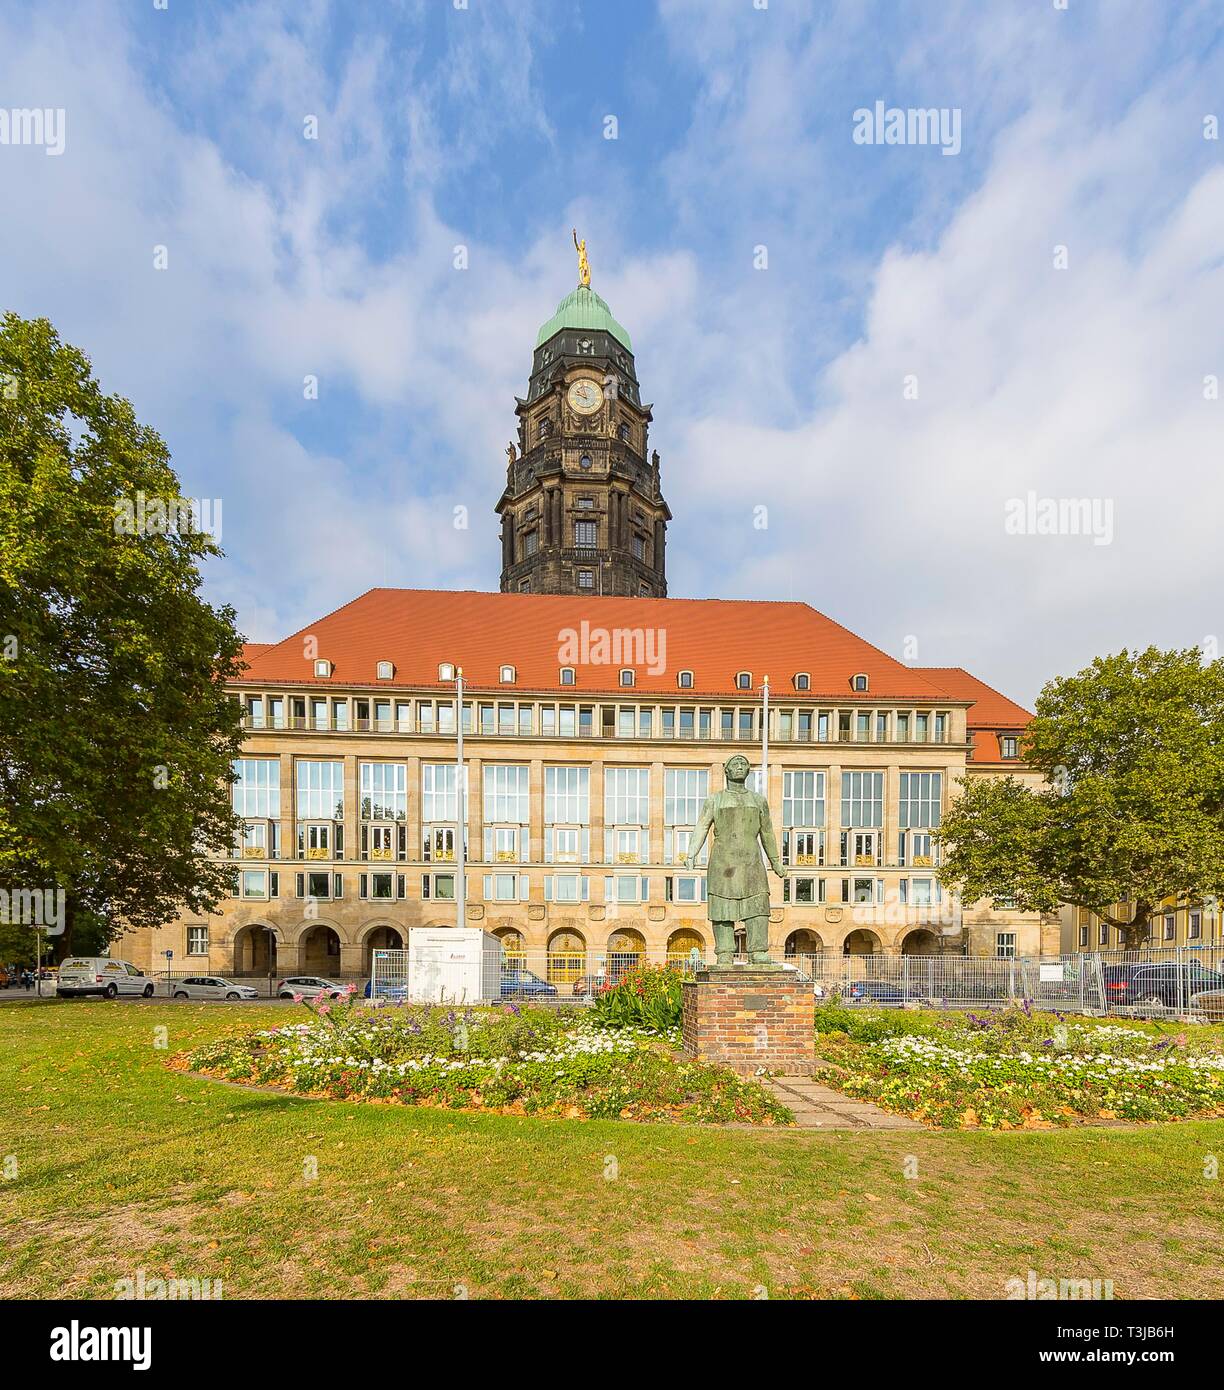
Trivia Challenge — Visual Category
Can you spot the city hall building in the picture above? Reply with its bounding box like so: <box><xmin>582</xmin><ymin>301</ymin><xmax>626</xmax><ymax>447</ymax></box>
<box><xmin>126</xmin><ymin>265</ymin><xmax>1058</xmax><ymax>980</ymax></box>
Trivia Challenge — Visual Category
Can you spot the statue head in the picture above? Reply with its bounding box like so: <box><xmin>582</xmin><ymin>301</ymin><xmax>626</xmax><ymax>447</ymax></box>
<box><xmin>723</xmin><ymin>753</ymin><xmax>751</xmax><ymax>784</ymax></box>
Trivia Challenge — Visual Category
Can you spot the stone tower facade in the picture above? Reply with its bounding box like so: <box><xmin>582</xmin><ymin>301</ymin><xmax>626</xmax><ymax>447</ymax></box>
<box><xmin>496</xmin><ymin>282</ymin><xmax>670</xmax><ymax>597</ymax></box>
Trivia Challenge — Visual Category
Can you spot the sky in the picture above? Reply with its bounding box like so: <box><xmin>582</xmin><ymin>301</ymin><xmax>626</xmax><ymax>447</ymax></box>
<box><xmin>1</xmin><ymin>0</ymin><xmax>1222</xmax><ymax>707</ymax></box>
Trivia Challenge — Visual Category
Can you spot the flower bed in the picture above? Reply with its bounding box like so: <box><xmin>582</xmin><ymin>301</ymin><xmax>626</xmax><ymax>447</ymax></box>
<box><xmin>179</xmin><ymin>999</ymin><xmax>790</xmax><ymax>1125</ymax></box>
<box><xmin>815</xmin><ymin>1002</ymin><xmax>1224</xmax><ymax>1128</ymax></box>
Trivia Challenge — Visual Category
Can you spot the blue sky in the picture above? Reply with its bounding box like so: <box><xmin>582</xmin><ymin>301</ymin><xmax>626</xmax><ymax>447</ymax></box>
<box><xmin>2</xmin><ymin>0</ymin><xmax>1222</xmax><ymax>704</ymax></box>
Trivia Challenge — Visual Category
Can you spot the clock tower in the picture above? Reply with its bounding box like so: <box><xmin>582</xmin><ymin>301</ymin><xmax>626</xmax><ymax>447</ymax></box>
<box><xmin>496</xmin><ymin>239</ymin><xmax>671</xmax><ymax>597</ymax></box>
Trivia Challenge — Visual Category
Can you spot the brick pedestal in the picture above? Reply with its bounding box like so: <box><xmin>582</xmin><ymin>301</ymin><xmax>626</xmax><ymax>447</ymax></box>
<box><xmin>681</xmin><ymin>968</ymin><xmax>815</xmax><ymax>1076</ymax></box>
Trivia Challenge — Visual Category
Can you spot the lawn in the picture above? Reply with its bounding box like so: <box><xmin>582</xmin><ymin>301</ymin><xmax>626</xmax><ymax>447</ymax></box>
<box><xmin>2</xmin><ymin>997</ymin><xmax>1224</xmax><ymax>1300</ymax></box>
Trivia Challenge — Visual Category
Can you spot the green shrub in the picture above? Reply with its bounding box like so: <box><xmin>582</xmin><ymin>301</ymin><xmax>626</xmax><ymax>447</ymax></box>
<box><xmin>590</xmin><ymin>965</ymin><xmax>683</xmax><ymax>1031</ymax></box>
<box><xmin>814</xmin><ymin>1000</ymin><xmax>939</xmax><ymax>1043</ymax></box>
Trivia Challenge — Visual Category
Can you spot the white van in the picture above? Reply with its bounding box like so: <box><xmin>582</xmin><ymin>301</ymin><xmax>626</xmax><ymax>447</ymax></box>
<box><xmin>56</xmin><ymin>958</ymin><xmax>155</xmax><ymax>999</ymax></box>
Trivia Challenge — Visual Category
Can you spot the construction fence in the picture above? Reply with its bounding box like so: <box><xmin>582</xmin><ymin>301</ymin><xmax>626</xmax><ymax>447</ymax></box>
<box><xmin>369</xmin><ymin>945</ymin><xmax>1224</xmax><ymax>1017</ymax></box>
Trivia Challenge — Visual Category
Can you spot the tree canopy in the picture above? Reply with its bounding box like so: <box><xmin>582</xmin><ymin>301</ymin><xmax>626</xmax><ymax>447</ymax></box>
<box><xmin>938</xmin><ymin>647</ymin><xmax>1224</xmax><ymax>949</ymax></box>
<box><xmin>0</xmin><ymin>313</ymin><xmax>245</xmax><ymax>955</ymax></box>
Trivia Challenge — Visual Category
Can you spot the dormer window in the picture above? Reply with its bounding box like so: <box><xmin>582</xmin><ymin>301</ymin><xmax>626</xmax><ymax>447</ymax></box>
<box><xmin>793</xmin><ymin>673</ymin><xmax>810</xmax><ymax>691</ymax></box>
<box><xmin>376</xmin><ymin>661</ymin><xmax>394</xmax><ymax>680</ymax></box>
<box><xmin>314</xmin><ymin>659</ymin><xmax>332</xmax><ymax>678</ymax></box>
<box><xmin>851</xmin><ymin>673</ymin><xmax>869</xmax><ymax>692</ymax></box>
<box><xmin>438</xmin><ymin>662</ymin><xmax>456</xmax><ymax>682</ymax></box>
<box><xmin>500</xmin><ymin>665</ymin><xmax>516</xmax><ymax>684</ymax></box>
<box><xmin>677</xmin><ymin>670</ymin><xmax>694</xmax><ymax>689</ymax></box>
<box><xmin>1000</xmin><ymin>734</ymin><xmax>1018</xmax><ymax>759</ymax></box>
<box><xmin>559</xmin><ymin>667</ymin><xmax>576</xmax><ymax>686</ymax></box>
<box><xmin>735</xmin><ymin>672</ymin><xmax>752</xmax><ymax>690</ymax></box>
<box><xmin>619</xmin><ymin>669</ymin><xmax>635</xmax><ymax>687</ymax></box>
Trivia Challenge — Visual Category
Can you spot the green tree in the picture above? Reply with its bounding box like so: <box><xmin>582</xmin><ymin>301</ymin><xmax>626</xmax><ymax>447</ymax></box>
<box><xmin>937</xmin><ymin>647</ymin><xmax>1224</xmax><ymax>949</ymax></box>
<box><xmin>0</xmin><ymin>313</ymin><xmax>245</xmax><ymax>955</ymax></box>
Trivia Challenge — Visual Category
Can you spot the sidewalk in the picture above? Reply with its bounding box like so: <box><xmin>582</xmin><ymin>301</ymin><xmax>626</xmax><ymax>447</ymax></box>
<box><xmin>765</xmin><ymin>1068</ymin><xmax>923</xmax><ymax>1131</ymax></box>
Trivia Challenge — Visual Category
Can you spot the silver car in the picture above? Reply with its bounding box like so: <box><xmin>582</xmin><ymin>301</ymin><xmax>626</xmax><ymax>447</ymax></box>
<box><xmin>276</xmin><ymin>975</ymin><xmax>348</xmax><ymax>1000</ymax></box>
<box><xmin>170</xmin><ymin>976</ymin><xmax>260</xmax><ymax>1001</ymax></box>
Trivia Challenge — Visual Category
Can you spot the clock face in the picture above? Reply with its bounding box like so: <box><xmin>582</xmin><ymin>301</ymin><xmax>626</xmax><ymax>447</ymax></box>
<box><xmin>567</xmin><ymin>378</ymin><xmax>604</xmax><ymax>415</ymax></box>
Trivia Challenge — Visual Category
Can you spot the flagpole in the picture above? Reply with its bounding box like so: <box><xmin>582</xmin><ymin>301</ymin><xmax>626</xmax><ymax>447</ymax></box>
<box><xmin>455</xmin><ymin>668</ymin><xmax>466</xmax><ymax>933</ymax></box>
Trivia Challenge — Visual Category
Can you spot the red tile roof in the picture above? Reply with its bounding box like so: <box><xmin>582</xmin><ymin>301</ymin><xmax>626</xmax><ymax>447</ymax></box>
<box><xmin>915</xmin><ymin>667</ymin><xmax>1033</xmax><ymax>726</ymax></box>
<box><xmin>917</xmin><ymin>666</ymin><xmax>1033</xmax><ymax>765</ymax></box>
<box><xmin>235</xmin><ymin>588</ymin><xmax>970</xmax><ymax>701</ymax></box>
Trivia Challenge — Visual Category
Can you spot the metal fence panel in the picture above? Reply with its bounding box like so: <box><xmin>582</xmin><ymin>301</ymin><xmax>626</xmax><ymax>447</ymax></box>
<box><xmin>173</xmin><ymin>944</ymin><xmax>1224</xmax><ymax>1018</ymax></box>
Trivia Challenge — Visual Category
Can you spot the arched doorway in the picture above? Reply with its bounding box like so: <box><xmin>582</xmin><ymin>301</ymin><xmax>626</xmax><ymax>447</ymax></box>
<box><xmin>607</xmin><ymin>929</ymin><xmax>646</xmax><ymax>982</ymax></box>
<box><xmin>363</xmin><ymin>925</ymin><xmax>403</xmax><ymax>974</ymax></box>
<box><xmin>302</xmin><ymin>925</ymin><xmax>342</xmax><ymax>976</ymax></box>
<box><xmin>901</xmin><ymin>928</ymin><xmax>939</xmax><ymax>955</ymax></box>
<box><xmin>546</xmin><ymin>929</ymin><xmax>585</xmax><ymax>986</ymax></box>
<box><xmin>666</xmin><ymin>928</ymin><xmax>705</xmax><ymax>971</ymax></box>
<box><xmin>785</xmin><ymin>929</ymin><xmax>824</xmax><ymax>957</ymax></box>
<box><xmin>494</xmin><ymin>928</ymin><xmax>525</xmax><ymax>968</ymax></box>
<box><xmin>233</xmin><ymin>924</ymin><xmax>277</xmax><ymax>976</ymax></box>
<box><xmin>842</xmin><ymin>928</ymin><xmax>880</xmax><ymax>956</ymax></box>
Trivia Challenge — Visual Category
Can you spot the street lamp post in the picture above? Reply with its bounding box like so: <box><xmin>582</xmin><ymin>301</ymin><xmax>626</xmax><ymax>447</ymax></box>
<box><xmin>455</xmin><ymin>667</ymin><xmax>466</xmax><ymax>932</ymax></box>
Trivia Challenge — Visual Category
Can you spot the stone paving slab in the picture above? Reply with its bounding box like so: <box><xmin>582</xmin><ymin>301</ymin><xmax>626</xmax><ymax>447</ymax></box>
<box><xmin>765</xmin><ymin>1071</ymin><xmax>924</xmax><ymax>1131</ymax></box>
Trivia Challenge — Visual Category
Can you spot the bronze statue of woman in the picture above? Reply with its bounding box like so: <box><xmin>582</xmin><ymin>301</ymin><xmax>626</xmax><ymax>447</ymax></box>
<box><xmin>684</xmin><ymin>753</ymin><xmax>786</xmax><ymax>966</ymax></box>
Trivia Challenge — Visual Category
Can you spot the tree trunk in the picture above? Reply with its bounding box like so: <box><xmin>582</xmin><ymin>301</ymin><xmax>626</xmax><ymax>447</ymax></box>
<box><xmin>1118</xmin><ymin>912</ymin><xmax>1152</xmax><ymax>951</ymax></box>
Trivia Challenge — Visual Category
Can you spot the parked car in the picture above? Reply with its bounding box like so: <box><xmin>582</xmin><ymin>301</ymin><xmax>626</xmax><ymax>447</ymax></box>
<box><xmin>276</xmin><ymin>976</ymin><xmax>347</xmax><ymax>1000</ymax></box>
<box><xmin>170</xmin><ymin>976</ymin><xmax>260</xmax><ymax>1001</ymax></box>
<box><xmin>1102</xmin><ymin>962</ymin><xmax>1224</xmax><ymax>1010</ymax></box>
<box><xmin>1190</xmin><ymin>988</ymin><xmax>1224</xmax><ymax>1021</ymax></box>
<box><xmin>781</xmin><ymin>962</ymin><xmax>827</xmax><ymax>998</ymax></box>
<box><xmin>364</xmin><ymin>978</ymin><xmax>408</xmax><ymax>1003</ymax></box>
<box><xmin>841</xmin><ymin>979</ymin><xmax>915</xmax><ymax>1006</ymax></box>
<box><xmin>56</xmin><ymin>957</ymin><xmax>155</xmax><ymax>999</ymax></box>
<box><xmin>499</xmin><ymin>968</ymin><xmax>558</xmax><ymax>999</ymax></box>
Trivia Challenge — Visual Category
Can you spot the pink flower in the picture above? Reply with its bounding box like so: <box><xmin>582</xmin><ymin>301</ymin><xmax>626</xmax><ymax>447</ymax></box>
<box><xmin>291</xmin><ymin>993</ymin><xmax>304</xmax><ymax>1003</ymax></box>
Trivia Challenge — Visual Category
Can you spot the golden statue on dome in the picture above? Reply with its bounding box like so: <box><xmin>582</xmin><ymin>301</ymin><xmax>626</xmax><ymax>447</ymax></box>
<box><xmin>572</xmin><ymin>228</ymin><xmax>591</xmax><ymax>288</ymax></box>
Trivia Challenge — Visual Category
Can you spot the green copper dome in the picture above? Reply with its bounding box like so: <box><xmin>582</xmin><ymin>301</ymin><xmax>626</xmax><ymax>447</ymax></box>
<box><xmin>535</xmin><ymin>285</ymin><xmax>632</xmax><ymax>352</ymax></box>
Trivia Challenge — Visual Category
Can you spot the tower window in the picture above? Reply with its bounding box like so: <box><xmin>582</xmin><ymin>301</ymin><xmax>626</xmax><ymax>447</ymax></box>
<box><xmin>577</xmin><ymin>570</ymin><xmax>594</xmax><ymax>590</ymax></box>
<box><xmin>560</xmin><ymin>667</ymin><xmax>576</xmax><ymax>685</ymax></box>
<box><xmin>678</xmin><ymin>670</ymin><xmax>694</xmax><ymax>689</ymax></box>
<box><xmin>579</xmin><ymin>453</ymin><xmax>592</xmax><ymax>470</ymax></box>
<box><xmin>619</xmin><ymin>669</ymin><xmax>635</xmax><ymax>687</ymax></box>
<box><xmin>518</xmin><ymin>579</ymin><xmax>531</xmax><ymax>592</ymax></box>
<box><xmin>632</xmin><ymin>534</ymin><xmax>645</xmax><ymax>561</ymax></box>
<box><xmin>523</xmin><ymin>530</ymin><xmax>538</xmax><ymax>557</ymax></box>
<box><xmin>574</xmin><ymin>520</ymin><xmax>597</xmax><ymax>547</ymax></box>
<box><xmin>577</xmin><ymin>496</ymin><xmax>594</xmax><ymax>509</ymax></box>
<box><xmin>619</xmin><ymin>423</ymin><xmax>629</xmax><ymax>441</ymax></box>
<box><xmin>736</xmin><ymin>672</ymin><xmax>752</xmax><ymax>690</ymax></box>
<box><xmin>539</xmin><ymin>419</ymin><xmax>551</xmax><ymax>439</ymax></box>
<box><xmin>578</xmin><ymin>338</ymin><xmax>593</xmax><ymax>354</ymax></box>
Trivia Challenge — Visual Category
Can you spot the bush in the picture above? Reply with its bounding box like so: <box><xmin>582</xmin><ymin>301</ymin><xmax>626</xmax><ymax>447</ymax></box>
<box><xmin>814</xmin><ymin>1000</ymin><xmax>939</xmax><ymax>1044</ymax></box>
<box><xmin>589</xmin><ymin>965</ymin><xmax>683</xmax><ymax>1032</ymax></box>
